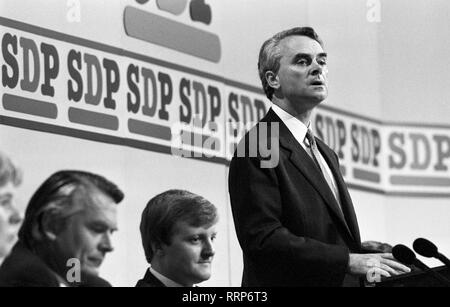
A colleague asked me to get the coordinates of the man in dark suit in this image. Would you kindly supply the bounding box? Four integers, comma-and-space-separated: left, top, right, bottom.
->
0, 170, 123, 287
136, 190, 218, 287
228, 27, 410, 286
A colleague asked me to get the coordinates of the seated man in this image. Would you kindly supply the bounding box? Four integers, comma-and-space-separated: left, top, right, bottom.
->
0, 170, 124, 287
136, 189, 218, 287
0, 152, 22, 267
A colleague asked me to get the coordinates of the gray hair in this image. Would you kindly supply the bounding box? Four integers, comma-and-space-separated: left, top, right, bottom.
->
19, 170, 124, 249
258, 27, 323, 100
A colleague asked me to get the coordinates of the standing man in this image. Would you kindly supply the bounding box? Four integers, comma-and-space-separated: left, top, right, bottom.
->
0, 170, 123, 287
228, 27, 410, 286
137, 189, 218, 287
0, 152, 22, 267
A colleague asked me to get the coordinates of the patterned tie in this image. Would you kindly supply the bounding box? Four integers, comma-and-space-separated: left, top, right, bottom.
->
304, 129, 342, 212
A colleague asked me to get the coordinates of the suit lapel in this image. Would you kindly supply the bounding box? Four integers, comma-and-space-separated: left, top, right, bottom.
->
289, 147, 355, 242
317, 139, 361, 245
265, 109, 355, 243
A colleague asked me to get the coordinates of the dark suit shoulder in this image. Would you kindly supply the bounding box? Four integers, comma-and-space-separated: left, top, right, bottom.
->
232, 109, 281, 162
135, 269, 166, 287
0, 242, 60, 287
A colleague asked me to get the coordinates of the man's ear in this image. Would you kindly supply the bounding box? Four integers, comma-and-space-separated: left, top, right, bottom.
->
152, 242, 165, 257
265, 71, 280, 90
39, 213, 65, 241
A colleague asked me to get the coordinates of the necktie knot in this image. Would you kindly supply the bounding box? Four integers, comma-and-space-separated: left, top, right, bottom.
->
305, 129, 316, 148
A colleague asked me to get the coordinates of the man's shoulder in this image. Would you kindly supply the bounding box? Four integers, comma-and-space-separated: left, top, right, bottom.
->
231, 109, 281, 158
0, 242, 59, 287
135, 269, 166, 287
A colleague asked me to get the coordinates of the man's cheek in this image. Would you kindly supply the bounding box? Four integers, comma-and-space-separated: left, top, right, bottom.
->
88, 234, 101, 250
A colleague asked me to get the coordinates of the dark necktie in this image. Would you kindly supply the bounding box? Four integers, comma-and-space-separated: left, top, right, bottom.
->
304, 129, 342, 211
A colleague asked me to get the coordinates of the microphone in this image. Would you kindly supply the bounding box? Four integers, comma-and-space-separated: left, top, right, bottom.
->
392, 244, 450, 287
413, 238, 450, 268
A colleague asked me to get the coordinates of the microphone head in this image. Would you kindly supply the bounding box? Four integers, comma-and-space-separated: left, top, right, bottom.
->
392, 244, 417, 265
413, 238, 438, 258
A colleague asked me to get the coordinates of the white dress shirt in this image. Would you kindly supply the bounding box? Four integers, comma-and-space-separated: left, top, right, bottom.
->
271, 104, 341, 204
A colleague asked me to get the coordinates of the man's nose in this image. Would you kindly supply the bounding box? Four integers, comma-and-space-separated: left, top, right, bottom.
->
310, 61, 323, 76
201, 239, 215, 259
99, 233, 114, 253
8, 205, 22, 225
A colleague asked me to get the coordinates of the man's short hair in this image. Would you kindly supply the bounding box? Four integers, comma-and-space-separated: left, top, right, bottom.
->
0, 152, 21, 188
140, 189, 218, 263
258, 26, 324, 100
18, 170, 124, 249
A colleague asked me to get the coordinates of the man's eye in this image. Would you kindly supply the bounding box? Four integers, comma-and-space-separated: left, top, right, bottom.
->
190, 237, 200, 243
0, 198, 11, 208
318, 59, 327, 65
297, 59, 308, 65
90, 226, 106, 233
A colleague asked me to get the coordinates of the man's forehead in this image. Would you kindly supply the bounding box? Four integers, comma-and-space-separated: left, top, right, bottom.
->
70, 187, 117, 221
84, 193, 117, 216
80, 202, 118, 229
173, 220, 217, 234
72, 186, 113, 208
280, 35, 325, 55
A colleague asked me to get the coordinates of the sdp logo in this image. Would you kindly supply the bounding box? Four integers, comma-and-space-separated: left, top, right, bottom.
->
124, 0, 221, 63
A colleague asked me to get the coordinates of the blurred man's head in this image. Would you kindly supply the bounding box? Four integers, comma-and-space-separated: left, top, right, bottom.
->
0, 152, 22, 263
140, 190, 218, 286
19, 170, 123, 277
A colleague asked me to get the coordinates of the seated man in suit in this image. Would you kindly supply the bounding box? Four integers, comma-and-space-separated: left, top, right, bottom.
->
136, 189, 218, 287
228, 26, 410, 286
0, 152, 22, 267
0, 170, 124, 287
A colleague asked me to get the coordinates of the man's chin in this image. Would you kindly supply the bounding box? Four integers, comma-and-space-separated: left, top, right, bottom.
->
309, 95, 327, 106
309, 87, 328, 99
81, 266, 100, 277
193, 270, 212, 283
297, 92, 327, 106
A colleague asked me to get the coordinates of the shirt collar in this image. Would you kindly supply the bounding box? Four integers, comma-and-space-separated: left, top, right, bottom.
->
271, 104, 310, 146
149, 266, 186, 287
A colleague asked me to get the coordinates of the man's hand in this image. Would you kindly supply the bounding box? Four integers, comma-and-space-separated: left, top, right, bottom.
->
348, 253, 411, 279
